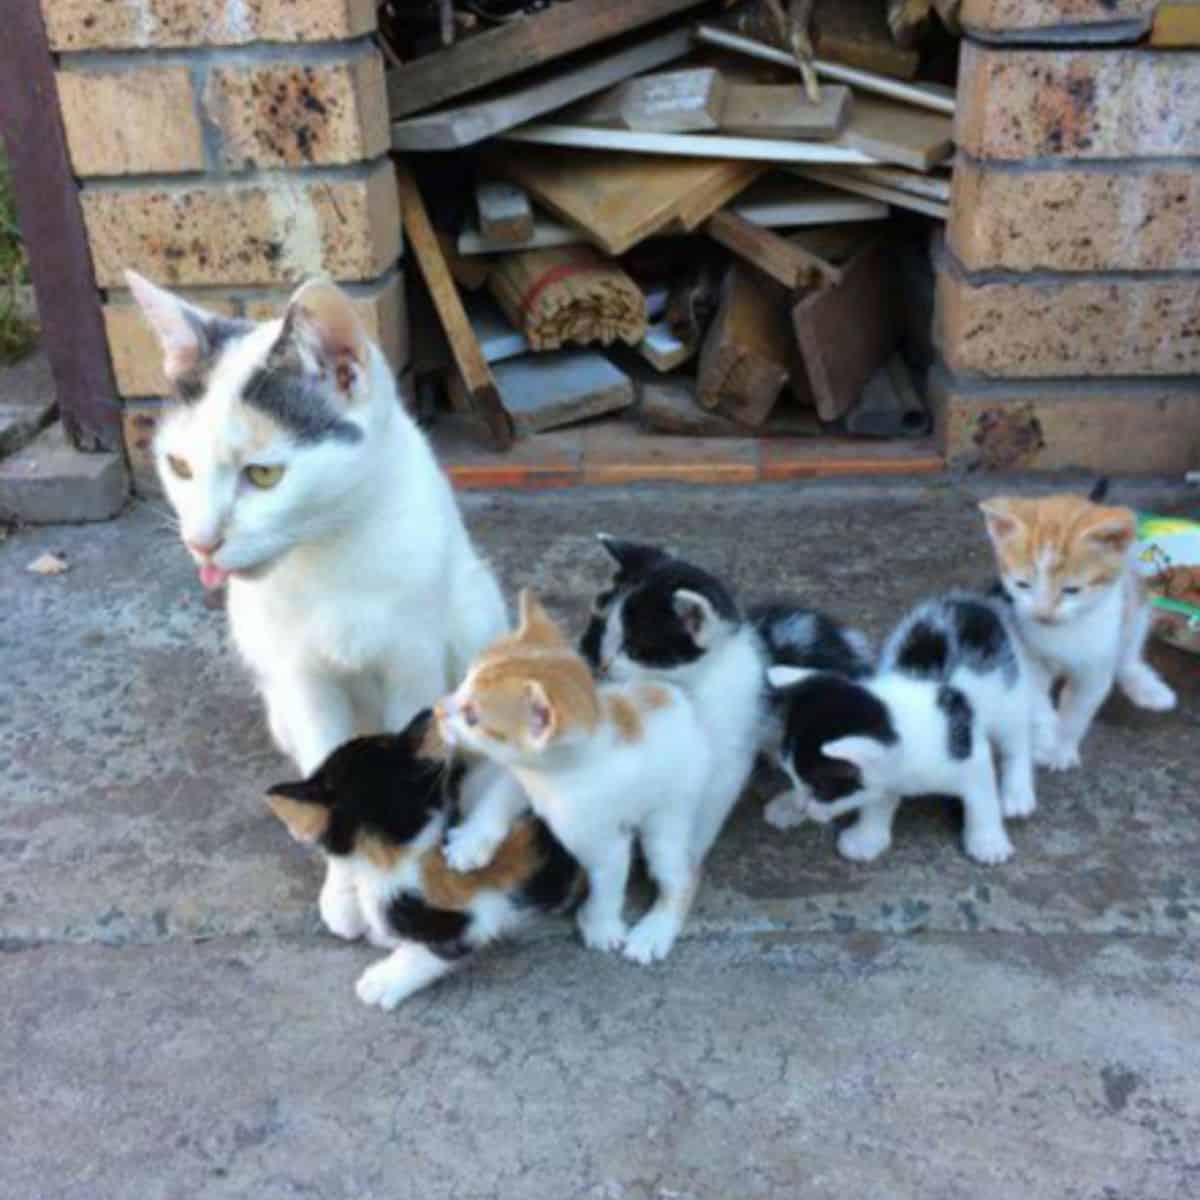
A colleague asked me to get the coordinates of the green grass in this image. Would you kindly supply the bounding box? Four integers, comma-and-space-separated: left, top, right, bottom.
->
0, 139, 38, 365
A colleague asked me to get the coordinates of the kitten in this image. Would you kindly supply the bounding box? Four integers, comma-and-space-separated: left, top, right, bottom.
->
266, 709, 583, 1011
437, 590, 713, 965
981, 492, 1176, 770
579, 536, 870, 848
768, 592, 1037, 865
129, 273, 509, 929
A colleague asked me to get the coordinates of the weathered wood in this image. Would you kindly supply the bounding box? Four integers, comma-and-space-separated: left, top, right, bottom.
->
705, 209, 841, 290
395, 162, 512, 449
697, 265, 795, 426
719, 82, 851, 140
388, 0, 707, 118
493, 352, 633, 437
887, 0, 933, 48
390, 28, 691, 150
814, 0, 920, 80
1152, 4, 1200, 46
845, 164, 951, 202
436, 233, 494, 291
638, 322, 697, 373
476, 182, 534, 244
838, 95, 954, 172
792, 241, 897, 422
791, 166, 950, 219
570, 68, 728, 133
0, 0, 120, 452
642, 377, 822, 436
491, 146, 765, 255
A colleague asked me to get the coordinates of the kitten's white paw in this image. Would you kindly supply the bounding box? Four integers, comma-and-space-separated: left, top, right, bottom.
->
763, 793, 806, 830
355, 960, 417, 1011
623, 909, 682, 965
1120, 669, 1177, 712
964, 827, 1014, 866
577, 910, 627, 953
443, 822, 504, 873
1037, 742, 1082, 772
1001, 786, 1037, 820
837, 825, 891, 863
319, 883, 366, 941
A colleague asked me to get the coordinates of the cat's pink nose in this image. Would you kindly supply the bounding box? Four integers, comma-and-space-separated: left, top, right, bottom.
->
187, 536, 223, 559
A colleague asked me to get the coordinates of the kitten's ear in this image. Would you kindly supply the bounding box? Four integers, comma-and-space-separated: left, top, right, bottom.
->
1083, 507, 1136, 554
767, 665, 813, 691
672, 588, 721, 647
517, 589, 568, 648
821, 736, 888, 771
125, 270, 213, 383
979, 498, 1023, 546
597, 534, 667, 576
265, 783, 330, 844
523, 680, 557, 749
270, 278, 368, 395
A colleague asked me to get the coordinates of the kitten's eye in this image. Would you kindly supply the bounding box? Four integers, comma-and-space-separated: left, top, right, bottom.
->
1062, 586, 1082, 596
244, 464, 285, 489
167, 454, 193, 480
461, 702, 480, 728
1013, 580, 1032, 590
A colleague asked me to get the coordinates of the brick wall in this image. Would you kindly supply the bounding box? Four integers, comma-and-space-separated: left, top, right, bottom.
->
935, 1, 1200, 474
40, 0, 406, 490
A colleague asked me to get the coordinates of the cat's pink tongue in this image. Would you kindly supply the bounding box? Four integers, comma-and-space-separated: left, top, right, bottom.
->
199, 563, 231, 590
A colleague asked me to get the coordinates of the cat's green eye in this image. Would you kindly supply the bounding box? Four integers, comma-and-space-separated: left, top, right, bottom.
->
244, 463, 285, 490
166, 454, 193, 481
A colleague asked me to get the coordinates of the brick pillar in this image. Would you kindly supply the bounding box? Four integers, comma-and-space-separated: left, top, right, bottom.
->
40, 0, 406, 491
933, 0, 1200, 474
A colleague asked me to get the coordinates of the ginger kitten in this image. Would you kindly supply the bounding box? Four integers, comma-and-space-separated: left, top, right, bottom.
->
981, 492, 1176, 770
437, 590, 713, 965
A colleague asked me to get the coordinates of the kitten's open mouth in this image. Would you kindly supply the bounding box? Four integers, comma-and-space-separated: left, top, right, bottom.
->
199, 563, 231, 590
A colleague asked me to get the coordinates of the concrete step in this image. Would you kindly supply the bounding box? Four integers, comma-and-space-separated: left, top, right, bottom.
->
0, 419, 127, 523
0, 346, 57, 458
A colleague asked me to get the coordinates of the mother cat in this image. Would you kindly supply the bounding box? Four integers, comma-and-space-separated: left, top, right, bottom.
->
129, 271, 508, 781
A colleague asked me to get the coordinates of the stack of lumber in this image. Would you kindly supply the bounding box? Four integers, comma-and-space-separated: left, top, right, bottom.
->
386, 0, 961, 449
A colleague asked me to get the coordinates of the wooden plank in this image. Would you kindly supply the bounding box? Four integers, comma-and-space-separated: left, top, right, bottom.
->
489, 146, 766, 255
719, 82, 851, 140
705, 210, 841, 290
694, 25, 957, 116
493, 352, 633, 436
837, 95, 954, 171
476, 182, 533, 244
395, 162, 512, 449
0, 0, 121, 452
387, 0, 706, 118
642, 379, 822, 437
790, 166, 950, 219
888, 0, 934, 48
673, 160, 766, 230
1152, 4, 1200, 46
846, 164, 951, 202
814, 0, 920, 80
569, 67, 728, 133
390, 28, 691, 150
502, 124, 878, 165
637, 322, 696, 372
792, 241, 897, 422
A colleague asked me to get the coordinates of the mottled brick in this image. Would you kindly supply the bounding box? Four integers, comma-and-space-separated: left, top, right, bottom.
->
957, 44, 1200, 161
82, 162, 400, 288
56, 66, 203, 176
203, 52, 388, 170
961, 0, 1157, 36
41, 0, 376, 52
937, 266, 1200, 377
950, 160, 1200, 271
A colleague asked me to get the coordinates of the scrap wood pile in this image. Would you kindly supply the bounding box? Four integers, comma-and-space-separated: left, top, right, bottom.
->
382, 0, 961, 450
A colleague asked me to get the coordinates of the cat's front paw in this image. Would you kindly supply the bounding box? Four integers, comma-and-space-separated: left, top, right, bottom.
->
763, 792, 806, 830
443, 822, 504, 873
577, 909, 627, 953
837, 825, 891, 863
623, 910, 682, 965
1001, 785, 1037, 820
319, 882, 366, 941
1037, 741, 1081, 772
356, 960, 415, 1011
1120, 669, 1177, 712
964, 827, 1014, 866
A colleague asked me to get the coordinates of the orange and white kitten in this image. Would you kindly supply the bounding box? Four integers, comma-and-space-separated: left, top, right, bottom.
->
981, 493, 1176, 770
435, 590, 713, 965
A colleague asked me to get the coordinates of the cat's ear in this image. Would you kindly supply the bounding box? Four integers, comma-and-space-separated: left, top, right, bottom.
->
1083, 507, 1136, 554
767, 665, 814, 691
821, 736, 888, 771
597, 534, 667, 576
979, 498, 1023, 546
517, 589, 568, 648
523, 679, 557, 749
672, 588, 721, 647
270, 278, 368, 396
125, 270, 219, 383
265, 782, 330, 844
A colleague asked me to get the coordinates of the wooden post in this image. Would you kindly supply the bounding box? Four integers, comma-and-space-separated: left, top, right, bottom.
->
0, 0, 122, 453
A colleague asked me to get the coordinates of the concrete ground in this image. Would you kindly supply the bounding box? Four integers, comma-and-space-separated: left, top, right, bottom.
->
2, 480, 1197, 1199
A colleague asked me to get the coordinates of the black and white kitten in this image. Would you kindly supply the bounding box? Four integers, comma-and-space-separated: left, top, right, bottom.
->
266, 709, 583, 1010
767, 593, 1037, 866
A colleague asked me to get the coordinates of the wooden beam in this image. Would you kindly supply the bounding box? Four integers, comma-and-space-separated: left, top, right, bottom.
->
475, 182, 534, 244
814, 0, 921, 80
705, 210, 841, 290
395, 162, 512, 450
838, 95, 954, 172
570, 67, 728, 133
789, 166, 950, 219
387, 0, 707, 119
1151, 4, 1200, 46
0, 0, 121, 452
719, 83, 851, 140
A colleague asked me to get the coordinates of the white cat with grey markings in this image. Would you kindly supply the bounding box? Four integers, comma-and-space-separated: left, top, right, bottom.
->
767, 593, 1038, 865
129, 272, 509, 930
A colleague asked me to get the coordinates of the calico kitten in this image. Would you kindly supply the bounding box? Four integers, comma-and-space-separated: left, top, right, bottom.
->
266, 709, 582, 1011
130, 273, 509, 931
437, 590, 713, 965
579, 536, 870, 850
981, 491, 1176, 770
768, 593, 1037, 865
